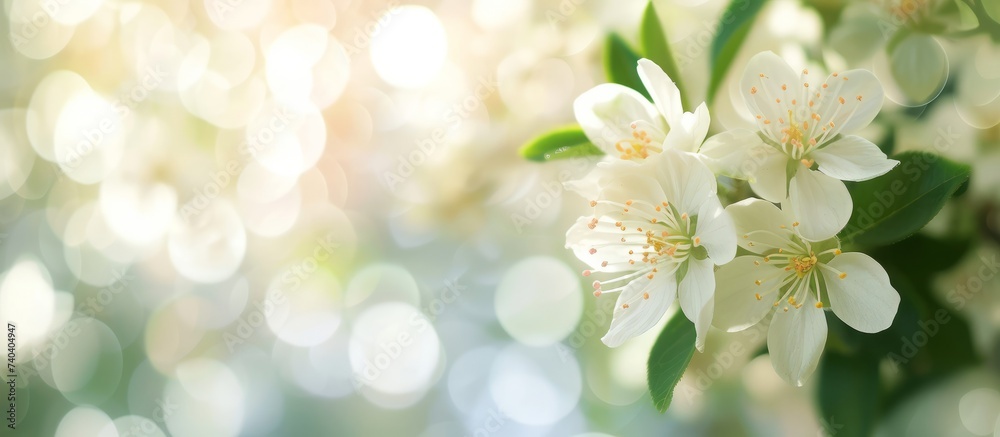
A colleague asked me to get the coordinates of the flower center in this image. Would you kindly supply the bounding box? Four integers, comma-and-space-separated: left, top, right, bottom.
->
585, 198, 700, 299
743, 227, 846, 311
614, 122, 664, 161
790, 252, 818, 278
750, 70, 869, 161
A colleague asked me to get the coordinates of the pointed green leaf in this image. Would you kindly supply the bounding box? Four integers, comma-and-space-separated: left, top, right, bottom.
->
838, 152, 971, 247
520, 125, 604, 162
647, 312, 697, 412
604, 33, 650, 99
640, 2, 688, 109
706, 0, 769, 104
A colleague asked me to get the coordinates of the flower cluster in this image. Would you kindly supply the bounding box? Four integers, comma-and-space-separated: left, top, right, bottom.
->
566, 52, 901, 385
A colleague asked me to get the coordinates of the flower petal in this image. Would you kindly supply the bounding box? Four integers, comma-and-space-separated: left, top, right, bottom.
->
602, 273, 676, 347
679, 257, 716, 351
574, 83, 665, 154
713, 256, 782, 332
740, 51, 803, 142
637, 58, 683, 124
788, 167, 852, 241
813, 135, 899, 182
688, 102, 711, 147
767, 295, 828, 386
813, 69, 884, 137
652, 149, 718, 216
594, 173, 667, 219
695, 199, 736, 264
699, 128, 773, 180
725, 198, 795, 253
747, 147, 789, 203
565, 159, 644, 200
822, 252, 900, 333
565, 216, 638, 273
664, 102, 712, 153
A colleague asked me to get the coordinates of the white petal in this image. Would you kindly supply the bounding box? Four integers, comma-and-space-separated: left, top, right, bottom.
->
740, 51, 803, 142
813, 135, 899, 182
725, 198, 795, 253
823, 252, 900, 333
713, 256, 781, 332
712, 256, 787, 332
602, 273, 676, 347
688, 102, 711, 147
565, 159, 643, 200
678, 257, 716, 351
695, 199, 736, 264
637, 58, 683, 124
788, 167, 852, 241
664, 103, 712, 153
574, 83, 664, 154
699, 128, 772, 179
767, 295, 828, 386
594, 173, 666, 218
747, 148, 790, 203
652, 149, 718, 216
565, 216, 638, 273
813, 69, 884, 136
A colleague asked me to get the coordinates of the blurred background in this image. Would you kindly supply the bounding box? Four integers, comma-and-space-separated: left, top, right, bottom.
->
1, 0, 1000, 435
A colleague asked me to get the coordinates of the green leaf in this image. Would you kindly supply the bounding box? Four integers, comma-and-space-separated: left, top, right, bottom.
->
817, 350, 879, 437
706, 0, 769, 104
604, 33, 650, 99
647, 312, 697, 412
640, 2, 687, 109
838, 151, 971, 247
519, 125, 604, 162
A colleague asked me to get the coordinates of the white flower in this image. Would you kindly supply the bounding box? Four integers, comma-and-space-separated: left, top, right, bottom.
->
574, 59, 710, 161
704, 51, 898, 241
565, 149, 736, 350
713, 198, 900, 385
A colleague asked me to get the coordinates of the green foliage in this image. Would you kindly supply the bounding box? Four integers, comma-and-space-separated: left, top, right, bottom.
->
640, 2, 687, 109
866, 234, 980, 414
706, 0, 770, 104
838, 152, 971, 247
817, 351, 880, 437
604, 34, 649, 100
519, 125, 604, 161
647, 312, 697, 412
